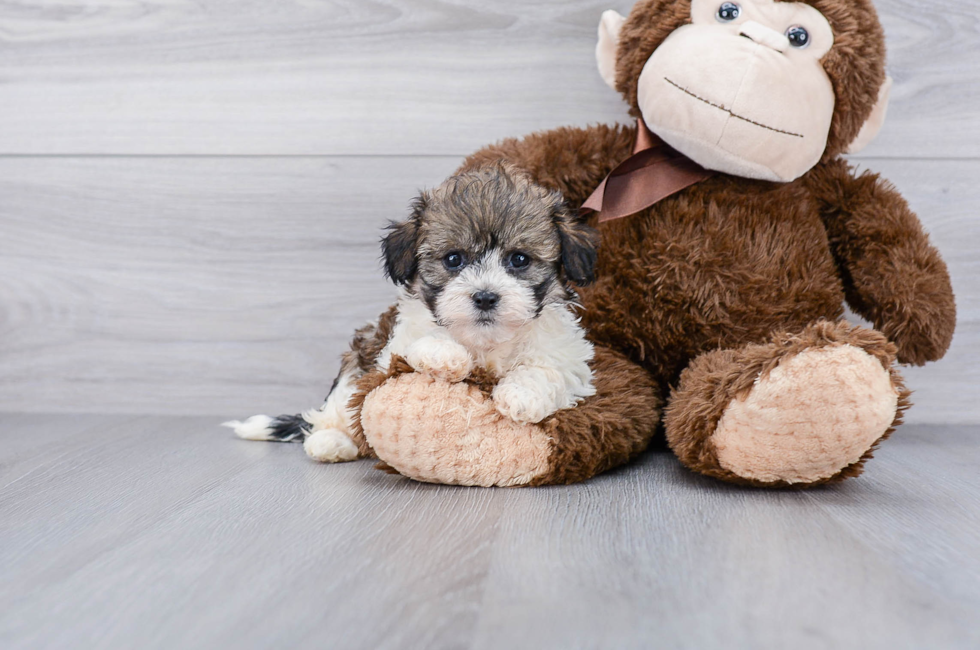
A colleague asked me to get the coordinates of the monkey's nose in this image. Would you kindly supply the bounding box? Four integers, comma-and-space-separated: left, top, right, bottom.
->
472, 291, 499, 312
738, 21, 789, 53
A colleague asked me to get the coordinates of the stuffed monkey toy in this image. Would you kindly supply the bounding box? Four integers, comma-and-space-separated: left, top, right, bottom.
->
354, 0, 956, 487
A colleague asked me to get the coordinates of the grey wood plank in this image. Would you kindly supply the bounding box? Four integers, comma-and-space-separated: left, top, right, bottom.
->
0, 413, 127, 485
0, 416, 507, 650
808, 426, 980, 607
0, 0, 975, 158
0, 415, 274, 614
471, 433, 980, 650
0, 156, 976, 421
0, 418, 977, 649
0, 155, 460, 416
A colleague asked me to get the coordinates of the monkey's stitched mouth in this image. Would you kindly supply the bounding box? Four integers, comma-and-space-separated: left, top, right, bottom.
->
663, 77, 804, 139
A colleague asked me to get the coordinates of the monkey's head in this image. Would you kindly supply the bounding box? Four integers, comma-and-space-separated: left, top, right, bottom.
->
596, 0, 891, 182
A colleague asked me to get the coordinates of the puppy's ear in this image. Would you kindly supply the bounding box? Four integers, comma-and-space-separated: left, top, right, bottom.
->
554, 203, 599, 286
382, 195, 425, 285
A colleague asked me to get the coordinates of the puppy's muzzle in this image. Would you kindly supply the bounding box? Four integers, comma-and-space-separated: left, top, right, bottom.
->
472, 290, 499, 312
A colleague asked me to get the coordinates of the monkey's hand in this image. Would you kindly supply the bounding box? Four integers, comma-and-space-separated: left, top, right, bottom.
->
405, 336, 474, 383
810, 162, 956, 365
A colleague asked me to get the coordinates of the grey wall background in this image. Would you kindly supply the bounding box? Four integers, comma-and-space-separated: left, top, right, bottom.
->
0, 0, 976, 422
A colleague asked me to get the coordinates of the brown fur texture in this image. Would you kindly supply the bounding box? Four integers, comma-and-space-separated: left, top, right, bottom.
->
447, 0, 954, 487
357, 0, 954, 488
806, 159, 957, 364
336, 305, 399, 457
463, 124, 635, 212
459, 132, 954, 381
530, 346, 661, 485
455, 116, 953, 486
344, 305, 399, 376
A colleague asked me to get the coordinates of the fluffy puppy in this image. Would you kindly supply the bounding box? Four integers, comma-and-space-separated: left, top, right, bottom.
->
224, 165, 599, 463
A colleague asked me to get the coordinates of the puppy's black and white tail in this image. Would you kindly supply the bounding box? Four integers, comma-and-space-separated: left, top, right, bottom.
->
223, 317, 389, 450
222, 414, 310, 443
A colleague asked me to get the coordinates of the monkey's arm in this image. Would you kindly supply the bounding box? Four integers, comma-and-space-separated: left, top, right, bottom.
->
458, 123, 635, 206
807, 160, 956, 365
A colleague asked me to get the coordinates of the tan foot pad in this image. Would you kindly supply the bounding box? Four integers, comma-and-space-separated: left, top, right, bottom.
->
360, 372, 553, 487
712, 344, 899, 484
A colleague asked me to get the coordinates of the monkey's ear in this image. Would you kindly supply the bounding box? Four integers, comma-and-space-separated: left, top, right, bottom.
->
596, 10, 626, 91
846, 76, 893, 154
555, 205, 600, 286
381, 197, 424, 285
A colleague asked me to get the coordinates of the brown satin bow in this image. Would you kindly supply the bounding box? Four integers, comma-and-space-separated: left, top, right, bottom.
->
582, 118, 715, 222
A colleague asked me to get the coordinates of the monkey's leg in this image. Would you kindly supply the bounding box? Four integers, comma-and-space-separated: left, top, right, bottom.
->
355, 346, 661, 487
664, 320, 910, 487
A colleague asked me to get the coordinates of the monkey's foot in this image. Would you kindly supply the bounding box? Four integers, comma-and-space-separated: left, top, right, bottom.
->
354, 349, 660, 487
665, 321, 909, 487
360, 372, 553, 487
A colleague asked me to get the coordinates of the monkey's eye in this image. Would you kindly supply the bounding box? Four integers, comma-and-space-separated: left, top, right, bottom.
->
716, 2, 740, 21
786, 25, 810, 48
507, 252, 530, 270
443, 252, 465, 270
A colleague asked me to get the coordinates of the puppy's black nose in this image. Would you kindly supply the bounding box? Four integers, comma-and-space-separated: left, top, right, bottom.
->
472, 290, 499, 312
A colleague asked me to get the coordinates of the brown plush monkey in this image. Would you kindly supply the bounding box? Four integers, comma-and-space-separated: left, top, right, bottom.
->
356, 0, 956, 487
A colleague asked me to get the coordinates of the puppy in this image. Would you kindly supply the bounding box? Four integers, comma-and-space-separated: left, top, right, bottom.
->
224, 164, 599, 463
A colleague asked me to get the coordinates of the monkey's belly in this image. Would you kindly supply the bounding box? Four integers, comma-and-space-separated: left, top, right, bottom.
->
580, 202, 845, 378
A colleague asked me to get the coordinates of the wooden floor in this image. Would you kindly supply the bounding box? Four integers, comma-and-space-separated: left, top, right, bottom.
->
1, 414, 977, 649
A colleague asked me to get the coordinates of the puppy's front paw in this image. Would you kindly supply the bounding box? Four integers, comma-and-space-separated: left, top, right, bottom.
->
492, 382, 555, 424
304, 428, 359, 463
406, 337, 474, 383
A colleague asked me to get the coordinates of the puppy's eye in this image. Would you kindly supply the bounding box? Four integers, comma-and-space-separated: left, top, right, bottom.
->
507, 252, 530, 270
443, 252, 465, 270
